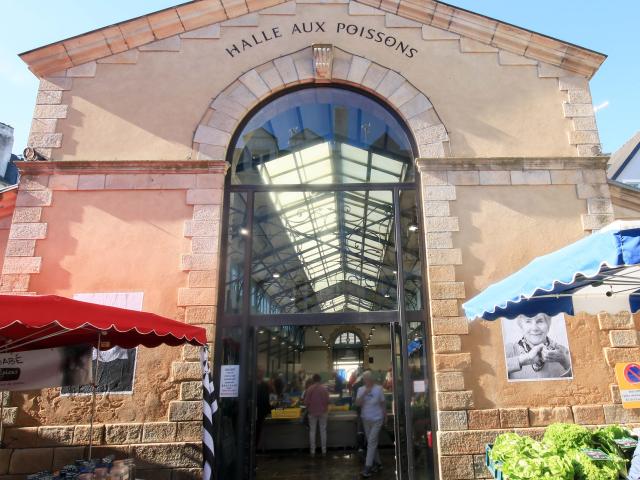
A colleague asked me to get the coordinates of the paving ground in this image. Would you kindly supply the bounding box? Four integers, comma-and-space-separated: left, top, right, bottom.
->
256, 449, 397, 480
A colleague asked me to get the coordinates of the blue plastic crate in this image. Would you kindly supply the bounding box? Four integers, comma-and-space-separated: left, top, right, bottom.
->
485, 444, 505, 480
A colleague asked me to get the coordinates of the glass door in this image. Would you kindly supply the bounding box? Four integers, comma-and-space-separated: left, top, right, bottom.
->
214, 184, 435, 480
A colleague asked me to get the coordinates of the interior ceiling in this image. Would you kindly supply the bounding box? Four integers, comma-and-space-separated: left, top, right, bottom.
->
251, 140, 415, 313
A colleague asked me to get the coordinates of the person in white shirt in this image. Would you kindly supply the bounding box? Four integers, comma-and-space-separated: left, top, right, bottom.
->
356, 370, 386, 477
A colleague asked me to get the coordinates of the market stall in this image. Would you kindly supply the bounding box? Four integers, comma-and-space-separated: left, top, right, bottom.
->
463, 221, 640, 479
463, 221, 640, 321
0, 294, 209, 479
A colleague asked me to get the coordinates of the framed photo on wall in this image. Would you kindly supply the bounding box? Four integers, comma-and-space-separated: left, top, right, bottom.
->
501, 313, 574, 382
61, 292, 142, 395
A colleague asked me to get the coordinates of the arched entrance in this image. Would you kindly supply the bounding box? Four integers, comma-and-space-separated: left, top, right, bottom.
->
215, 84, 434, 480
332, 329, 364, 379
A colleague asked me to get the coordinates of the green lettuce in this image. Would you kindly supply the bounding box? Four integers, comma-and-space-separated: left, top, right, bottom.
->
543, 423, 592, 453
490, 424, 633, 480
490, 432, 574, 479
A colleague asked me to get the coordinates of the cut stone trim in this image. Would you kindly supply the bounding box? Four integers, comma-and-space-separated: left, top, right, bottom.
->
20, 0, 605, 78
418, 159, 476, 479
416, 158, 612, 232
0, 438, 202, 475
529, 62, 602, 156
416, 156, 608, 171
25, 4, 603, 159
175, 166, 224, 414
1, 175, 53, 293
195, 47, 449, 162
3, 162, 225, 462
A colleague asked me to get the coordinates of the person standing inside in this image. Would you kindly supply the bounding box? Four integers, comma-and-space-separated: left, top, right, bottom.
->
255, 367, 272, 449
356, 370, 386, 477
332, 370, 345, 398
303, 373, 330, 456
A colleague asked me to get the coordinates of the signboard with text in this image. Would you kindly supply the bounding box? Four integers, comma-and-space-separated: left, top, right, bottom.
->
220, 365, 240, 398
0, 346, 92, 391
615, 362, 640, 409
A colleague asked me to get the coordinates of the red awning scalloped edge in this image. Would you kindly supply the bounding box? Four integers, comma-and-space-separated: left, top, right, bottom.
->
0, 295, 208, 351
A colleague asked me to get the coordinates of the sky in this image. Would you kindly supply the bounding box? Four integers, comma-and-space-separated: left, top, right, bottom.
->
1, 1, 638, 155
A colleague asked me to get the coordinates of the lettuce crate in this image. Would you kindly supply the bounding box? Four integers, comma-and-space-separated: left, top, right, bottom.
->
485, 444, 505, 480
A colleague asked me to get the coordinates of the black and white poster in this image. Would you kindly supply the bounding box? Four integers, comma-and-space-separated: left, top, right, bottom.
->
0, 345, 92, 391
62, 292, 142, 395
502, 313, 573, 382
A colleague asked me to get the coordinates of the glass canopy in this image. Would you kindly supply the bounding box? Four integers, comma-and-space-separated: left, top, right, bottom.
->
229, 87, 415, 185
225, 87, 421, 314
251, 189, 400, 313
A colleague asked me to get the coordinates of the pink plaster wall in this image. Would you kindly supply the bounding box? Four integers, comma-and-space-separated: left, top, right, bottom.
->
22, 189, 192, 425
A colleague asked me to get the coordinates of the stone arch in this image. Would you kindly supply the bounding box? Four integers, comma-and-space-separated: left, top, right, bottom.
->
328, 325, 368, 347
326, 325, 369, 371
192, 46, 449, 162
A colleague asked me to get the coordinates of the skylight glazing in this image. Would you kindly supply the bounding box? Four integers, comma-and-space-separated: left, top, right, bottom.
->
230, 87, 414, 185
230, 87, 417, 313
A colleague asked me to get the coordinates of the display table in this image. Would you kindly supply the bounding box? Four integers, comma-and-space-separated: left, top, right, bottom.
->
259, 411, 395, 451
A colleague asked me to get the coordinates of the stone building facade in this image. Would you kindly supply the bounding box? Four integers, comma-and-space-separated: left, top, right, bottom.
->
1, 0, 633, 479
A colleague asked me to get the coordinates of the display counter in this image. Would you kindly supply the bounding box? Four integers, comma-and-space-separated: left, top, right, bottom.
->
259, 411, 395, 451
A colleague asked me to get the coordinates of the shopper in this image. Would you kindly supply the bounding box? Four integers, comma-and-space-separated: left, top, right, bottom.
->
303, 373, 330, 456
255, 366, 272, 448
356, 370, 385, 477
332, 370, 345, 398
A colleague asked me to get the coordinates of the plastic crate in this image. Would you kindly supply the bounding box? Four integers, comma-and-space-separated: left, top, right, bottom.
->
329, 404, 349, 412
485, 444, 505, 480
271, 407, 302, 419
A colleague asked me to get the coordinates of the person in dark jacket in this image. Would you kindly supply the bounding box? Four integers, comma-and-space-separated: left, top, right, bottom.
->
255, 367, 272, 448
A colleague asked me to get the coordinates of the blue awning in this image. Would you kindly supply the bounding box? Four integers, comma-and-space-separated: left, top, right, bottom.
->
463, 221, 640, 320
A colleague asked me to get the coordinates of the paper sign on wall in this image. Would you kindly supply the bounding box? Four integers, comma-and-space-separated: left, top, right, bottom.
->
0, 346, 92, 391
413, 380, 426, 393
220, 365, 240, 398
615, 362, 640, 409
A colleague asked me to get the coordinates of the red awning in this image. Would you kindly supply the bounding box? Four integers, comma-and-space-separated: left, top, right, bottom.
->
0, 295, 207, 351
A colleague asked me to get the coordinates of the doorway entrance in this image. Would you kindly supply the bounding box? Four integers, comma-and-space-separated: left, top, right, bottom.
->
254, 323, 394, 480
214, 86, 435, 480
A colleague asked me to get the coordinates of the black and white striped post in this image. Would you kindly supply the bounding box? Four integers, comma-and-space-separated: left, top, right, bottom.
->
201, 346, 218, 480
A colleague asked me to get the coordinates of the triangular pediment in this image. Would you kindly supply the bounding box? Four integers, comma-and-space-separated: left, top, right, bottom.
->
20, 0, 605, 78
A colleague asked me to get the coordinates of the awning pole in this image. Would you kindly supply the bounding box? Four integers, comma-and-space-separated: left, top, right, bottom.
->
88, 332, 102, 460
0, 391, 5, 448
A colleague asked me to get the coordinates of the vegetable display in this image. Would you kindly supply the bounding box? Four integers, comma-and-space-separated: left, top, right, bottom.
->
488, 423, 634, 480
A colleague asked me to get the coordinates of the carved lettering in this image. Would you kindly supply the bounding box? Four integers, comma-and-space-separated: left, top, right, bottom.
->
224, 22, 417, 59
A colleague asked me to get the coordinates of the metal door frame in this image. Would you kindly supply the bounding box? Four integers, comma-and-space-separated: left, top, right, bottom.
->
213, 180, 438, 480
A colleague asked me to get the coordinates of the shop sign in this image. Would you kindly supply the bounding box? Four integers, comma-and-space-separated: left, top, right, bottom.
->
614, 437, 638, 449
0, 345, 92, 391
615, 362, 640, 409
220, 365, 240, 398
581, 449, 610, 461
225, 21, 418, 59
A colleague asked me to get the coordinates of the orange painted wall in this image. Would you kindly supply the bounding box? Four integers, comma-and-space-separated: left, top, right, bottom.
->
22, 189, 192, 425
